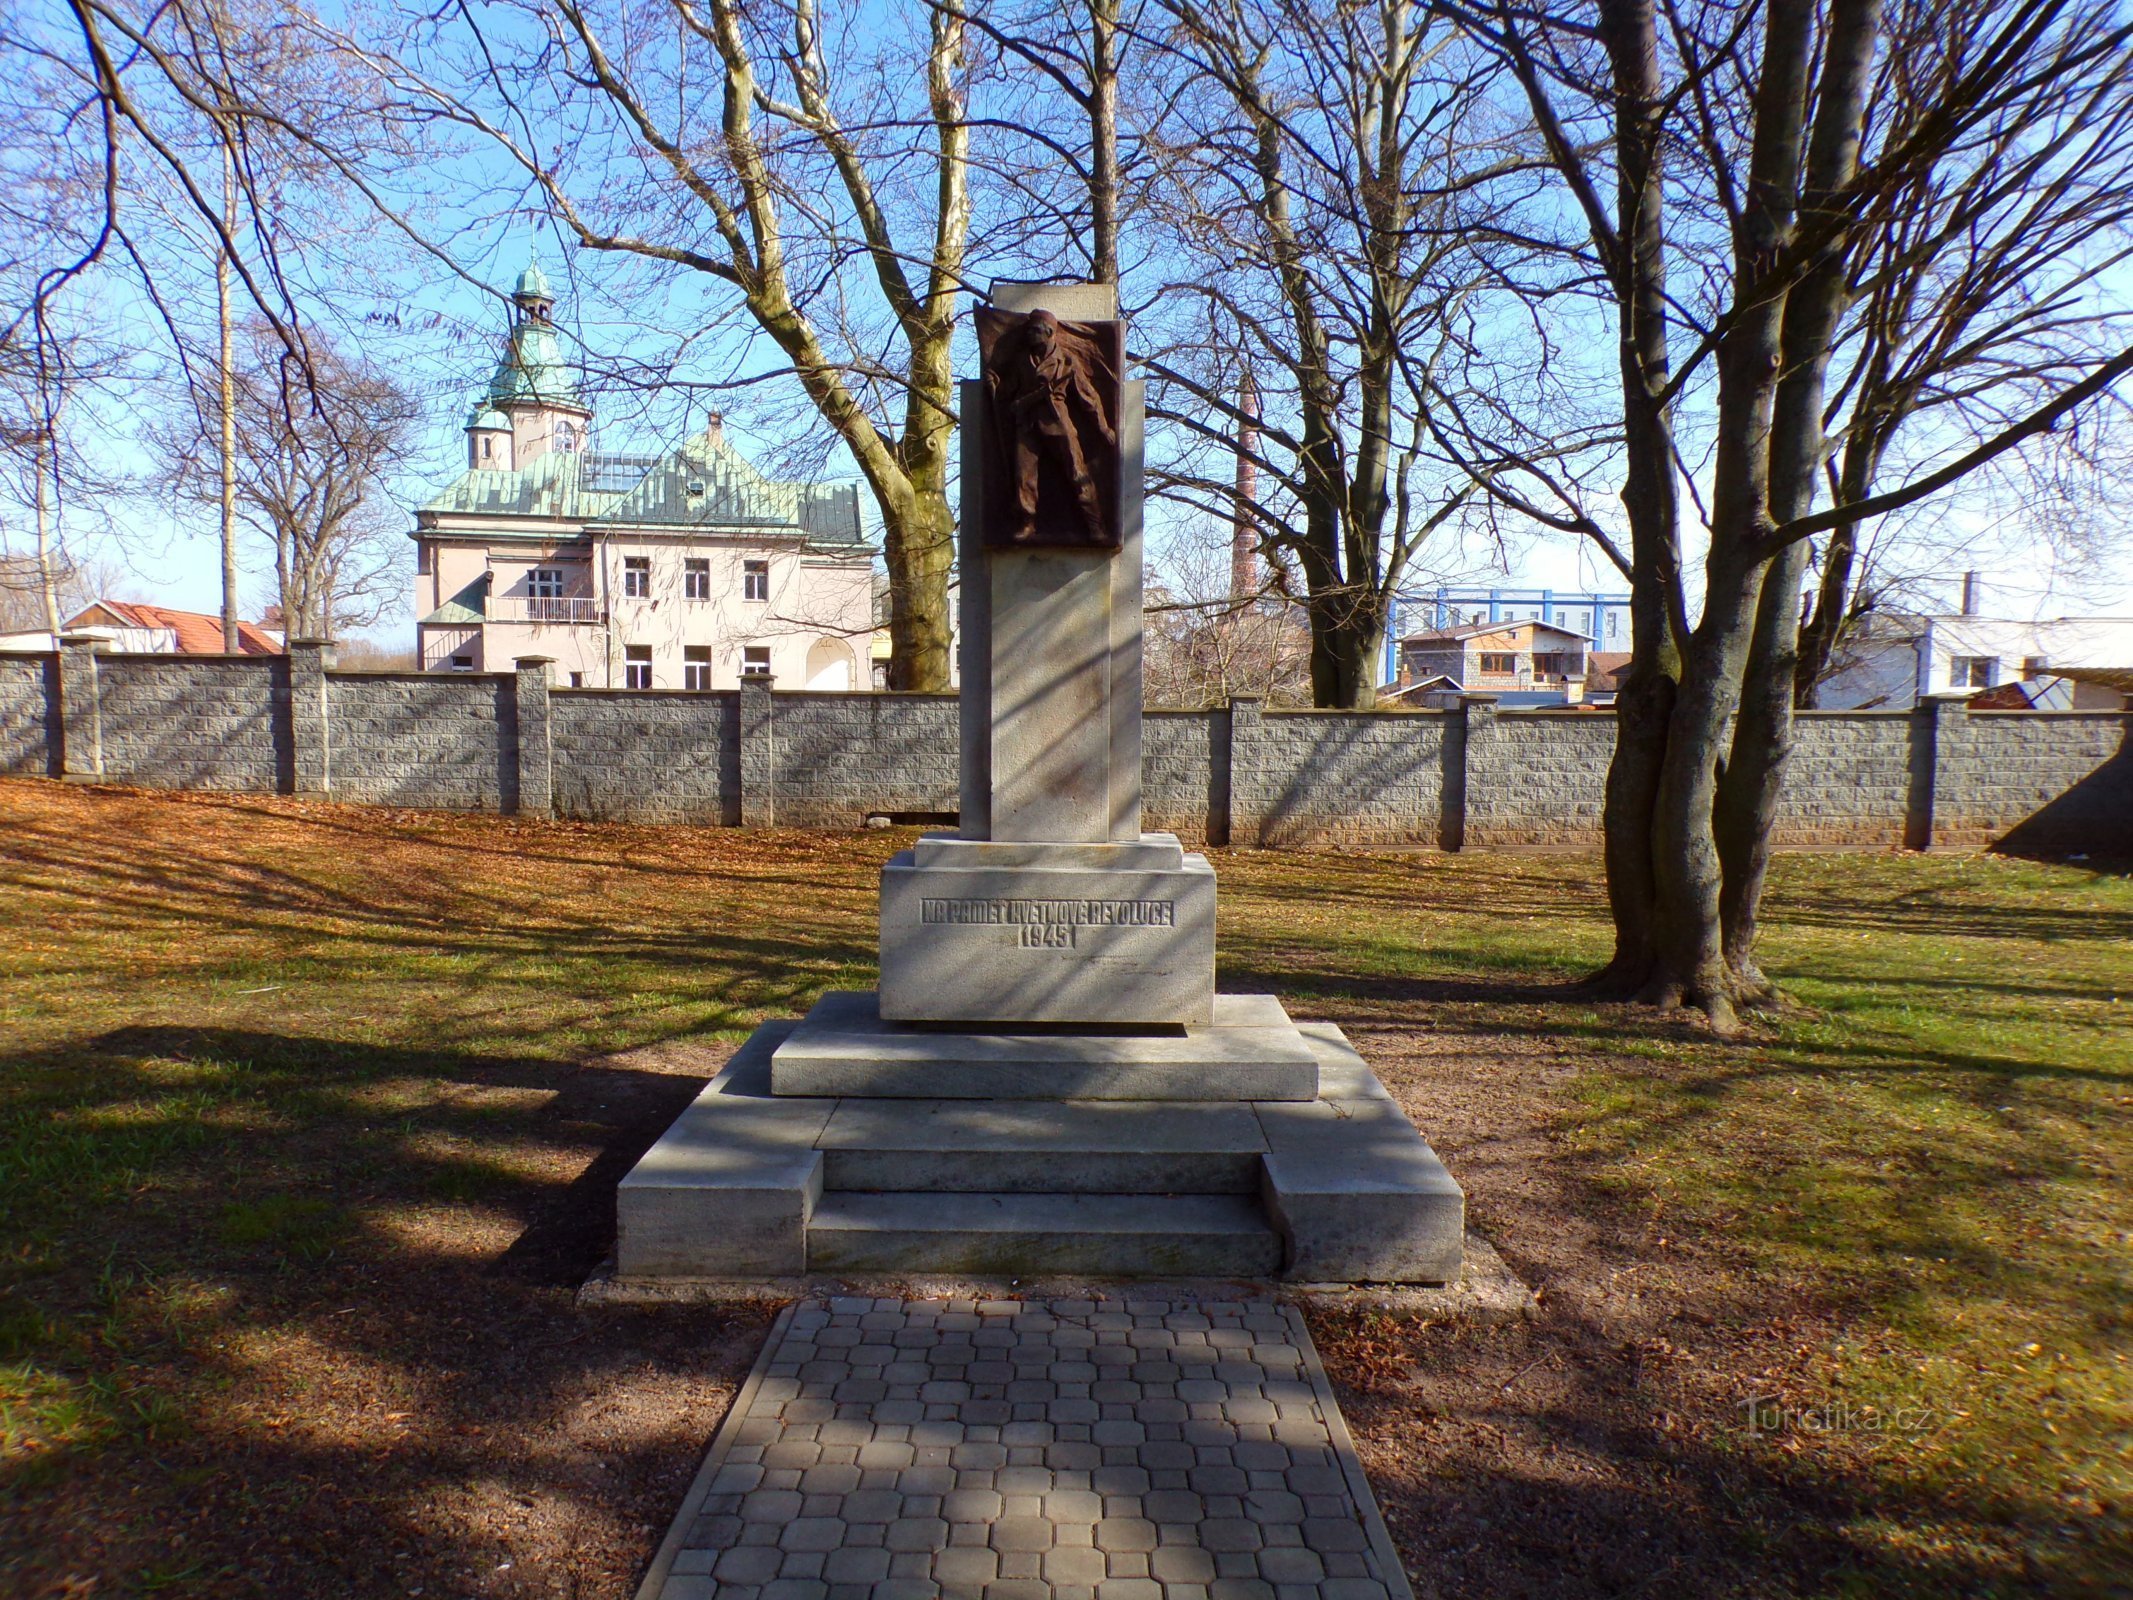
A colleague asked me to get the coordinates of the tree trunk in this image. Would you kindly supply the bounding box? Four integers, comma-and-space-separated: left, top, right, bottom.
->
881, 467, 956, 692
1647, 553, 1766, 1028
219, 141, 241, 654
1714, 0, 1886, 991
1714, 536, 1807, 991
34, 427, 61, 637
1086, 0, 1119, 285
1588, 0, 1685, 995
1793, 431, 1883, 705
1304, 583, 1387, 710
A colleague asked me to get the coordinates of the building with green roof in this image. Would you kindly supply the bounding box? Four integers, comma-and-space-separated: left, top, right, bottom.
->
413, 263, 876, 692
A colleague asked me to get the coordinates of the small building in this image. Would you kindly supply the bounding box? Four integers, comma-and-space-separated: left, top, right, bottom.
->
1817, 609, 2133, 711
0, 600, 282, 656
1392, 584, 1632, 659
412, 261, 876, 690
1390, 618, 1593, 706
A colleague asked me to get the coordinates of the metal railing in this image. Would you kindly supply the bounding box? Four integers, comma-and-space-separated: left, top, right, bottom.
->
489, 595, 605, 625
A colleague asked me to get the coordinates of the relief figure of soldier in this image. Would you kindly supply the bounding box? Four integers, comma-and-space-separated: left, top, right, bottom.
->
976, 307, 1124, 550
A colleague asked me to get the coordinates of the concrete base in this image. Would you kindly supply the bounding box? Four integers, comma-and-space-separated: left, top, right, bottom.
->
877, 844, 1216, 1027
616, 1012, 1465, 1284
809, 1192, 1283, 1277
770, 990, 1318, 1101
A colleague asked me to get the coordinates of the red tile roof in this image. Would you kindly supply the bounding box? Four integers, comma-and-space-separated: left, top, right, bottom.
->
68, 601, 282, 656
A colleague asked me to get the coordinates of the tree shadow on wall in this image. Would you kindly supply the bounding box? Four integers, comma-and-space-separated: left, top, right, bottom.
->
1992, 720, 2133, 870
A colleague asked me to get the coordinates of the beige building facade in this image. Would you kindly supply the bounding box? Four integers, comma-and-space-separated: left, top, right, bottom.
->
1387, 618, 1594, 706
414, 262, 874, 690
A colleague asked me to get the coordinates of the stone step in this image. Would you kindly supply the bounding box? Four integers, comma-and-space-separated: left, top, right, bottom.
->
769, 990, 1319, 1101
806, 1191, 1284, 1277
817, 1099, 1266, 1194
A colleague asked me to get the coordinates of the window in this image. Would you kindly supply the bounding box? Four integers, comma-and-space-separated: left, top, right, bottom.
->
684, 646, 713, 691
743, 559, 770, 602
555, 422, 579, 453
2023, 655, 2050, 679
1479, 652, 1517, 675
685, 558, 711, 600
625, 645, 653, 689
742, 646, 772, 677
528, 567, 563, 600
1952, 654, 1998, 689
568, 671, 584, 688
480, 434, 495, 461
450, 653, 474, 671
416, 542, 432, 575
623, 556, 651, 598
1607, 611, 1621, 639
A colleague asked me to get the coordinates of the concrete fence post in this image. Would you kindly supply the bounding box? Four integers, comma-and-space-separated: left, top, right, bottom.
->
1449, 694, 1501, 851
1224, 696, 1263, 847
285, 638, 334, 798
513, 656, 556, 819
56, 633, 103, 782
1907, 690, 1974, 850
739, 673, 776, 827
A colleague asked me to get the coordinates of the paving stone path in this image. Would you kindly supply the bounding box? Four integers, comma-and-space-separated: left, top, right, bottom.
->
637, 1297, 1412, 1600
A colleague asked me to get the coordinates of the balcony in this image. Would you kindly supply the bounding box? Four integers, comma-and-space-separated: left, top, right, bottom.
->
489, 596, 605, 625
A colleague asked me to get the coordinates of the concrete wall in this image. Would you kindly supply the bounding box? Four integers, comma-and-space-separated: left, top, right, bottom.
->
96, 655, 286, 791
327, 673, 519, 811
3, 641, 2126, 857
0, 653, 57, 778
1773, 714, 1916, 846
552, 689, 735, 823
1237, 704, 1450, 848
769, 692, 960, 827
1144, 709, 1224, 844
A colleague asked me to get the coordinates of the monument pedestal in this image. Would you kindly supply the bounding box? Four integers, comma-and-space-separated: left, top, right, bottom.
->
614, 280, 1464, 1285
772, 991, 1317, 1100
618, 1017, 1464, 1282
878, 832, 1216, 1027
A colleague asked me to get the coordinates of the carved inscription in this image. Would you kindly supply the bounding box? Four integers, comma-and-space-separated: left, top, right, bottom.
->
922, 897, 1175, 951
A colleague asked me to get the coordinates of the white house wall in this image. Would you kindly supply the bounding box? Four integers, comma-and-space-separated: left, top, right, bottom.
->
597, 537, 871, 690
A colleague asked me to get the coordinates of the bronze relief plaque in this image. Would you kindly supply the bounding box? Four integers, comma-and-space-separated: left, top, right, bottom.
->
976, 306, 1125, 551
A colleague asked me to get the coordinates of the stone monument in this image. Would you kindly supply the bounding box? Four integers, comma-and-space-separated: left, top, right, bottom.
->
616, 283, 1465, 1282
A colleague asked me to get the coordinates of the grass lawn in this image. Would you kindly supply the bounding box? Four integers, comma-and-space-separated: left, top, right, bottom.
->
0, 776, 2126, 1599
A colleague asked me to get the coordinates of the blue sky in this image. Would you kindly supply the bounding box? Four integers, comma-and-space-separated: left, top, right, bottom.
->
14, 0, 2133, 641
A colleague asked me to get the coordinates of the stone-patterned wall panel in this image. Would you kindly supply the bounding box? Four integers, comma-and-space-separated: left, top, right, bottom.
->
551, 691, 735, 823
1943, 712, 2131, 851
98, 655, 284, 791
1244, 711, 1447, 847
327, 673, 514, 811
1773, 713, 1914, 846
1466, 712, 1612, 846
772, 693, 960, 826
1142, 710, 1219, 844
0, 654, 57, 777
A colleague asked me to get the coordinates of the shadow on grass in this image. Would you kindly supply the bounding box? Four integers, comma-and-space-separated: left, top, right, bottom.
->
0, 1022, 778, 1599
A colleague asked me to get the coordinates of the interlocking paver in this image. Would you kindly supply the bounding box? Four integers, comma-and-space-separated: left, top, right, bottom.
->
636, 1299, 1412, 1600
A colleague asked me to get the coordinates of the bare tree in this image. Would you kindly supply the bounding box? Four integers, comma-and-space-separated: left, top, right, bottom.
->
1793, 0, 2133, 703
307, 0, 974, 689
158, 325, 416, 638
1447, 0, 2133, 1025
962, 0, 1152, 288
1136, 0, 1512, 707
1144, 529, 1312, 706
